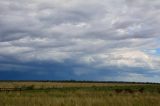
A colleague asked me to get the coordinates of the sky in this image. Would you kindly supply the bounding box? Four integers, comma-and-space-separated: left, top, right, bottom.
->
0, 0, 160, 82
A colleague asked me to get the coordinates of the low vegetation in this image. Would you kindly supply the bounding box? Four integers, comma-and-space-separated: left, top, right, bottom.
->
0, 81, 160, 106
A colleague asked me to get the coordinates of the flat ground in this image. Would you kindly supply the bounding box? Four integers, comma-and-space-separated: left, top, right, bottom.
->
0, 81, 160, 106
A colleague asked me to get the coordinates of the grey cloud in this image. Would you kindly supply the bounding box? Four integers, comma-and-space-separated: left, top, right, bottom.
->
36, 0, 107, 25
0, 0, 160, 80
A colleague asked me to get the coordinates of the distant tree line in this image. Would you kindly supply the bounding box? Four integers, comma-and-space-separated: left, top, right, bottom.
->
0, 80, 159, 84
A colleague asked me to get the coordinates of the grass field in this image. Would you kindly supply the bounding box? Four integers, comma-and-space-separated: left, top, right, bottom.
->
0, 81, 160, 106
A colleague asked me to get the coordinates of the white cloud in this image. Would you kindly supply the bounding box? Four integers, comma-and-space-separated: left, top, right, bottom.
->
78, 48, 160, 72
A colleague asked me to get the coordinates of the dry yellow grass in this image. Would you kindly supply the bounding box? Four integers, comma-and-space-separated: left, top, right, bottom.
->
0, 82, 160, 106
0, 82, 144, 88
0, 90, 160, 106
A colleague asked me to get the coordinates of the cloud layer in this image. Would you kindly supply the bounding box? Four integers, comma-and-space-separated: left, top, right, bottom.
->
0, 0, 160, 82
